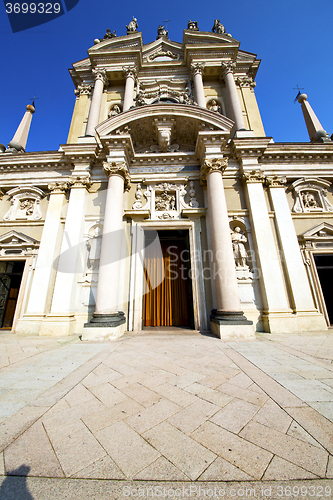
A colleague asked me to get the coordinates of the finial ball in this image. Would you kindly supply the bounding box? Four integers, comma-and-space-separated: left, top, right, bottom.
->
298, 93, 307, 103
26, 104, 35, 113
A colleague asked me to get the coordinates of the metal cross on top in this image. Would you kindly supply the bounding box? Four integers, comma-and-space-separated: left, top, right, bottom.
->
293, 85, 304, 103
163, 19, 170, 30
29, 95, 39, 108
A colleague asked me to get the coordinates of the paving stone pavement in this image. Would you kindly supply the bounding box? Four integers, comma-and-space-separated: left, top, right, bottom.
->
1, 329, 333, 499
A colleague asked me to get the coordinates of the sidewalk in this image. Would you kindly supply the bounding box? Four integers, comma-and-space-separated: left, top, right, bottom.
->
0, 329, 333, 499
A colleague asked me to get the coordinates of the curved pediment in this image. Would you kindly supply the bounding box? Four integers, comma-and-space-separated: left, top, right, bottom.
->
96, 104, 234, 153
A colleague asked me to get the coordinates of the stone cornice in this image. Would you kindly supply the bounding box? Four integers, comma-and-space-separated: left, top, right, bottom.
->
200, 157, 228, 187
103, 161, 131, 191
231, 138, 271, 160
259, 143, 333, 164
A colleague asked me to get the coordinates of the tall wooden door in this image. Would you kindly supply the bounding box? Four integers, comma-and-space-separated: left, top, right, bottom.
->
0, 261, 25, 329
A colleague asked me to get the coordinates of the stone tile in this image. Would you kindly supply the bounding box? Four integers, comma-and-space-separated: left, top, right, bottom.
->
4, 421, 64, 477
216, 382, 268, 407
82, 398, 144, 434
42, 398, 105, 432
198, 457, 254, 481
252, 399, 292, 433
111, 372, 151, 391
71, 455, 126, 479
0, 405, 48, 452
184, 383, 234, 407
326, 456, 333, 478
167, 399, 220, 434
286, 406, 333, 455
143, 421, 216, 481
228, 372, 254, 388
0, 452, 4, 476
81, 368, 122, 389
309, 401, 333, 421
196, 372, 229, 389
134, 456, 189, 481
120, 383, 161, 408
46, 420, 106, 477
89, 383, 127, 407
96, 420, 160, 479
287, 421, 324, 449
280, 380, 333, 402
154, 383, 197, 407
173, 372, 205, 389
139, 371, 178, 390
210, 398, 259, 434
126, 399, 180, 434
239, 420, 328, 477
64, 383, 97, 407
263, 456, 318, 480
191, 420, 272, 480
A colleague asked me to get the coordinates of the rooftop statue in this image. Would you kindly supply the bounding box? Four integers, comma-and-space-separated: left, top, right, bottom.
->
212, 19, 225, 34
126, 17, 138, 34
157, 25, 168, 39
103, 28, 116, 39
187, 20, 199, 31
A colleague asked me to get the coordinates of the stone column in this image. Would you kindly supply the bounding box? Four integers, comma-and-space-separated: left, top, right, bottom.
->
266, 176, 326, 331
83, 161, 131, 340
191, 63, 206, 108
242, 170, 296, 332
222, 62, 246, 131
85, 68, 107, 137
200, 158, 253, 339
40, 177, 91, 336
15, 183, 68, 335
123, 66, 137, 111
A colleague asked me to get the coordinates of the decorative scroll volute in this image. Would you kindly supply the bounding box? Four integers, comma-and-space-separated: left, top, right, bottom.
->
200, 158, 228, 187
103, 161, 131, 192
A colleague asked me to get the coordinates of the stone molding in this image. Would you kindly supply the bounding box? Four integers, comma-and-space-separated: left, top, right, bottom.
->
74, 84, 93, 96
92, 68, 108, 85
123, 66, 137, 81
200, 158, 228, 187
3, 186, 46, 221
190, 63, 204, 77
0, 230, 39, 257
241, 170, 265, 184
265, 175, 287, 187
103, 161, 131, 191
48, 182, 69, 194
69, 176, 92, 190
147, 51, 180, 62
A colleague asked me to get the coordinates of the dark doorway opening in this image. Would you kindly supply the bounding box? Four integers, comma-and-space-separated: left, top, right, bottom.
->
0, 261, 25, 329
143, 230, 194, 328
314, 254, 333, 324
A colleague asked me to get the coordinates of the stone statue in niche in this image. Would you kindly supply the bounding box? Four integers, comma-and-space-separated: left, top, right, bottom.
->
132, 183, 143, 209
302, 191, 318, 209
87, 226, 102, 272
231, 226, 248, 268
155, 191, 176, 211
212, 19, 225, 34
108, 104, 121, 117
207, 100, 222, 114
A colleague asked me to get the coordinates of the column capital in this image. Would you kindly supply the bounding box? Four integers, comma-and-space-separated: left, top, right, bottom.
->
92, 67, 108, 86
48, 182, 69, 194
123, 66, 137, 81
241, 170, 265, 184
68, 176, 91, 190
191, 62, 204, 77
200, 157, 228, 187
74, 84, 93, 97
235, 76, 256, 89
221, 61, 236, 76
103, 161, 131, 191
265, 175, 287, 188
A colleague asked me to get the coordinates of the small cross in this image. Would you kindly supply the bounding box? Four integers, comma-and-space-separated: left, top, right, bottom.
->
163, 19, 170, 29
293, 86, 304, 103
29, 95, 39, 108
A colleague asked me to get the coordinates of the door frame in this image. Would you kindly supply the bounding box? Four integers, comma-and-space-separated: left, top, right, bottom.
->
307, 250, 333, 326
0, 257, 31, 331
128, 219, 207, 332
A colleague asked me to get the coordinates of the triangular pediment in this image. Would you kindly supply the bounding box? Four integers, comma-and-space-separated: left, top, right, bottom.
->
88, 32, 143, 54
142, 38, 183, 63
183, 29, 240, 46
0, 230, 39, 246
300, 222, 333, 239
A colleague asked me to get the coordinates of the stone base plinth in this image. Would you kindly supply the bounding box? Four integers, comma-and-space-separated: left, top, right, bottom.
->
39, 315, 76, 337
15, 316, 44, 335
81, 323, 126, 341
210, 321, 255, 340
233, 130, 255, 138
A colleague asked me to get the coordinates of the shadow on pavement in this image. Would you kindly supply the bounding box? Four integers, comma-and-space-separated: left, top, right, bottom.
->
0, 465, 34, 500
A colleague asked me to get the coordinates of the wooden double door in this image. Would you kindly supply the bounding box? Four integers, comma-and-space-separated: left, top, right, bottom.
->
143, 230, 194, 328
0, 261, 25, 329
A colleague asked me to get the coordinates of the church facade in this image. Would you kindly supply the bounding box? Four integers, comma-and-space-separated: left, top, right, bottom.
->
0, 19, 332, 339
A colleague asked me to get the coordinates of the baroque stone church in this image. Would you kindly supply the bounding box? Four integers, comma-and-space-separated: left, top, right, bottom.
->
0, 19, 332, 340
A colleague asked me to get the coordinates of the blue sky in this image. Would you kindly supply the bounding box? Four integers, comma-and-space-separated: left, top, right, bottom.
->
0, 0, 332, 152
